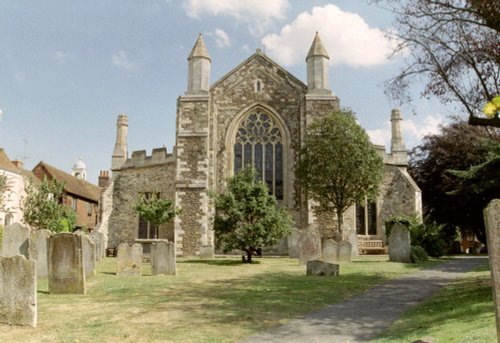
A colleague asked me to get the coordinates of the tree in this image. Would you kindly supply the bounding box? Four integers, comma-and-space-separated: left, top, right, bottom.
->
408, 118, 500, 243
375, 0, 500, 127
23, 177, 76, 232
132, 192, 180, 235
296, 109, 384, 239
212, 168, 292, 263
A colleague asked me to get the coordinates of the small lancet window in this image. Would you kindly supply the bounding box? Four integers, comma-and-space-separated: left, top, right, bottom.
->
255, 79, 262, 92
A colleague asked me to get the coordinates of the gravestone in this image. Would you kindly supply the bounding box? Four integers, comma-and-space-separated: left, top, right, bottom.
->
151, 240, 176, 275
48, 233, 86, 294
116, 243, 143, 276
287, 228, 301, 259
347, 229, 359, 257
30, 229, 51, 279
484, 199, 500, 343
2, 223, 30, 258
78, 234, 96, 279
388, 223, 411, 263
322, 239, 338, 262
338, 241, 352, 262
306, 260, 339, 276
199, 245, 214, 259
0, 255, 37, 327
90, 231, 105, 262
299, 229, 321, 264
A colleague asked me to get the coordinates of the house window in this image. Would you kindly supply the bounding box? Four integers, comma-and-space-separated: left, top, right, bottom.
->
87, 203, 92, 216
71, 197, 77, 211
356, 200, 377, 235
233, 112, 283, 200
137, 192, 159, 239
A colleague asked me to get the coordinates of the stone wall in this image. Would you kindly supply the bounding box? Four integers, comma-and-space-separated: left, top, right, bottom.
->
108, 155, 176, 249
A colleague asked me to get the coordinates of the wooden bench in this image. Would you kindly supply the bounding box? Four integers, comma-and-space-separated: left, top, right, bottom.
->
358, 240, 387, 255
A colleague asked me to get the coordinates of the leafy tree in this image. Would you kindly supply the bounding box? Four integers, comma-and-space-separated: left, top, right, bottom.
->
374, 0, 500, 127
296, 109, 384, 239
212, 168, 292, 263
409, 118, 500, 243
23, 177, 76, 232
133, 192, 180, 231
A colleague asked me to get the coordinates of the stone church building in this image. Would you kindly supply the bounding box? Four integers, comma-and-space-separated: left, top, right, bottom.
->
104, 33, 421, 256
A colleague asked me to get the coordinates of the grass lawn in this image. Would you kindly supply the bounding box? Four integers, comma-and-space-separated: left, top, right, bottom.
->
1, 256, 444, 343
372, 263, 496, 343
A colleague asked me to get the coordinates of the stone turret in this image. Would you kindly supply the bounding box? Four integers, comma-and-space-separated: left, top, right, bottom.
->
306, 32, 332, 96
111, 113, 128, 172
187, 34, 211, 95
390, 109, 408, 165
72, 157, 87, 180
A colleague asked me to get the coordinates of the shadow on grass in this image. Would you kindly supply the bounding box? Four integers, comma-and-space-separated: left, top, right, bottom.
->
179, 259, 261, 266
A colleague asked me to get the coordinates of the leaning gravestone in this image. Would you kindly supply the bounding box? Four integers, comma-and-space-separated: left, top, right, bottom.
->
48, 233, 86, 294
388, 223, 411, 263
0, 255, 37, 327
306, 260, 339, 276
484, 199, 500, 343
287, 228, 301, 259
299, 229, 321, 264
77, 233, 96, 279
151, 240, 176, 275
90, 232, 105, 262
30, 229, 52, 279
199, 245, 214, 259
116, 243, 143, 276
2, 223, 30, 258
337, 241, 352, 262
322, 239, 338, 262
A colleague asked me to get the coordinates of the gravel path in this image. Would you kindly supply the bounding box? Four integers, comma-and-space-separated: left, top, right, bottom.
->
242, 256, 488, 343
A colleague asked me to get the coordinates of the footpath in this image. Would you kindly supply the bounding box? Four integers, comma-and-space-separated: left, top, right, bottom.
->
242, 256, 488, 343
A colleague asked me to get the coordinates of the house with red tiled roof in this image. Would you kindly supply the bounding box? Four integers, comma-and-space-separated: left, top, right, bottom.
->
32, 161, 101, 231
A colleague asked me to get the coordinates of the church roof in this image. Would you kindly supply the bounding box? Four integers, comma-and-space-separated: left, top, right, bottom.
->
306, 32, 329, 60
188, 34, 211, 61
33, 161, 100, 202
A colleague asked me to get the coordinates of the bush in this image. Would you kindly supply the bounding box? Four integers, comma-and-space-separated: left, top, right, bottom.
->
410, 220, 451, 257
411, 245, 429, 263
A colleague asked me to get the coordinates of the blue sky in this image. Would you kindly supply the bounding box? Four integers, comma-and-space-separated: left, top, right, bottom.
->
0, 0, 453, 183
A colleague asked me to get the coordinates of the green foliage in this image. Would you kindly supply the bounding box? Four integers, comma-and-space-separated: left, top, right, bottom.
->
296, 109, 384, 237
410, 246, 429, 263
212, 168, 292, 263
23, 177, 76, 232
133, 192, 180, 227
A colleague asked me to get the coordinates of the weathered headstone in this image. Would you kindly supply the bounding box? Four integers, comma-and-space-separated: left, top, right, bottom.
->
90, 231, 105, 262
338, 241, 352, 262
388, 223, 411, 263
30, 229, 51, 279
199, 245, 214, 259
151, 240, 176, 275
116, 243, 142, 276
48, 233, 86, 294
322, 239, 338, 262
1, 223, 30, 258
80, 234, 96, 279
287, 228, 301, 259
0, 255, 37, 327
306, 260, 339, 276
484, 199, 500, 343
347, 228, 359, 257
299, 229, 321, 264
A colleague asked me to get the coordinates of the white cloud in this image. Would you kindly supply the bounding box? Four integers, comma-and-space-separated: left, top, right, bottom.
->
184, 0, 288, 35
261, 4, 398, 67
53, 51, 69, 64
367, 127, 390, 146
111, 51, 134, 70
210, 28, 231, 48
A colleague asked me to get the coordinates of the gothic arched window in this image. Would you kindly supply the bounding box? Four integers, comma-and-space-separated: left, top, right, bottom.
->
234, 112, 283, 200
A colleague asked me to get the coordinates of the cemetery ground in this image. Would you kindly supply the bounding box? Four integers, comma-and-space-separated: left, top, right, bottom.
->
0, 256, 494, 343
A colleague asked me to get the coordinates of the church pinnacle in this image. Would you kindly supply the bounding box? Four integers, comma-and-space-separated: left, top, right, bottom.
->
187, 34, 211, 95
306, 32, 332, 95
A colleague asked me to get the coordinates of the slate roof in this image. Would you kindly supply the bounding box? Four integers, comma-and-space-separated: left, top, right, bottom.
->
33, 161, 100, 202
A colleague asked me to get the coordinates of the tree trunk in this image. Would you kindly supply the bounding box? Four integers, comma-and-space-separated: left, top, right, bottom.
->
244, 250, 253, 263
337, 209, 343, 242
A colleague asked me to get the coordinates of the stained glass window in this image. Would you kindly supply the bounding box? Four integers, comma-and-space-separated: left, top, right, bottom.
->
234, 112, 284, 200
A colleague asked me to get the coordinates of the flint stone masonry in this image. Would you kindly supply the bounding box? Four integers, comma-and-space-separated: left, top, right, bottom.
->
388, 223, 411, 263
484, 199, 500, 342
48, 233, 86, 294
199, 245, 214, 259
322, 239, 338, 262
306, 260, 339, 276
75, 232, 96, 279
0, 255, 37, 327
30, 229, 51, 279
116, 243, 143, 276
2, 223, 30, 258
338, 241, 352, 262
151, 240, 176, 275
299, 229, 321, 264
